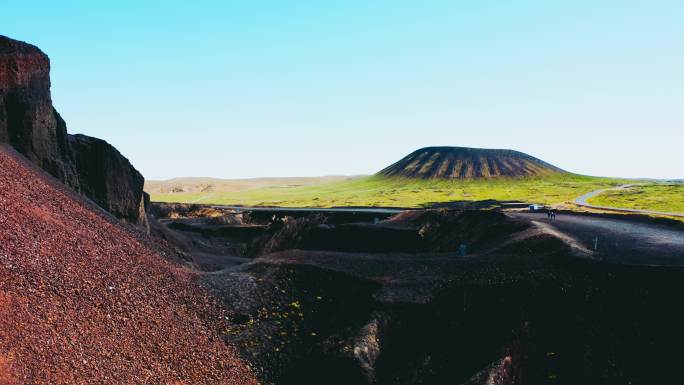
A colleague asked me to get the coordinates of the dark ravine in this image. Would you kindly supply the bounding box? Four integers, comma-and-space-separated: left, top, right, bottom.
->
149, 204, 684, 385
0, 35, 147, 226
190, 209, 684, 385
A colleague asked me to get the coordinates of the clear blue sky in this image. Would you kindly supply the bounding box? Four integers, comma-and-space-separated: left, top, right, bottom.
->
2, 0, 682, 179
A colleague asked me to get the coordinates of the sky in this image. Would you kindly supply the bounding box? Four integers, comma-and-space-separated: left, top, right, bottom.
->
2, 0, 682, 180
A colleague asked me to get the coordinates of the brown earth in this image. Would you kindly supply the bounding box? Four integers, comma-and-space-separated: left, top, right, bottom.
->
379, 146, 563, 179
0, 145, 258, 384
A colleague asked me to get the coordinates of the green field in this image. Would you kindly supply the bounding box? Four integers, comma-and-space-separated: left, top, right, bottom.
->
587, 184, 684, 214
149, 174, 630, 208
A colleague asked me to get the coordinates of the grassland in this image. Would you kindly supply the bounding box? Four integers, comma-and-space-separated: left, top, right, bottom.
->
587, 184, 684, 214
148, 174, 630, 208
145, 176, 353, 195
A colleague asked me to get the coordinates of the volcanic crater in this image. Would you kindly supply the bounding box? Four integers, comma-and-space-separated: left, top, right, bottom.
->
379, 146, 564, 179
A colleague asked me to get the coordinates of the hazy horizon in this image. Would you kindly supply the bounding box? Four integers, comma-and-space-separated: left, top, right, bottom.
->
3, 1, 682, 180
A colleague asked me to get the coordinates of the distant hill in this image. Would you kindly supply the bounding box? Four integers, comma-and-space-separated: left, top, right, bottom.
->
379, 146, 564, 179
145, 175, 356, 195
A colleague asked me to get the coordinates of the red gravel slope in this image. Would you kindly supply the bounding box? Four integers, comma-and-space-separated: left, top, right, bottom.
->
0, 146, 258, 384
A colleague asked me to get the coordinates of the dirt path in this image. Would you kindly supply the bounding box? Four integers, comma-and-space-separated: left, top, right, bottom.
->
190, 192, 216, 203
510, 212, 684, 266
574, 184, 684, 218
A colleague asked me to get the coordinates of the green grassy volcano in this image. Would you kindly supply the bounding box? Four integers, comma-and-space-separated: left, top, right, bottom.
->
149, 147, 630, 208
379, 146, 563, 179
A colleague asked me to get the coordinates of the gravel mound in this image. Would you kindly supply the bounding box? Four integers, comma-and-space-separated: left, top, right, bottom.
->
0, 147, 258, 384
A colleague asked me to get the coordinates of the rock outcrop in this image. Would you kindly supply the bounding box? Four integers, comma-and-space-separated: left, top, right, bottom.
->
0, 35, 146, 226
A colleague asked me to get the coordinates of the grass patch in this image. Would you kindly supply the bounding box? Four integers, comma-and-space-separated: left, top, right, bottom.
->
588, 184, 684, 214
150, 174, 631, 208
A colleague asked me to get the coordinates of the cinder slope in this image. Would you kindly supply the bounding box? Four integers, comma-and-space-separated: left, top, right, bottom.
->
379, 146, 564, 179
0, 146, 257, 384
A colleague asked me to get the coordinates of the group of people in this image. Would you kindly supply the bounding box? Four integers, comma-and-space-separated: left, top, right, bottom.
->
547, 209, 557, 220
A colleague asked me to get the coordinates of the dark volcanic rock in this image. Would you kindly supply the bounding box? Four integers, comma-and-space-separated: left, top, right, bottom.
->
0, 37, 77, 183
208, 246, 684, 385
0, 35, 146, 225
195, 210, 684, 385
69, 134, 147, 227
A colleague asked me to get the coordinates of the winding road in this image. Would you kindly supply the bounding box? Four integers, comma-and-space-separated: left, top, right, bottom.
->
574, 184, 684, 218
519, 185, 684, 265
189, 187, 684, 266
207, 201, 684, 266
509, 212, 684, 266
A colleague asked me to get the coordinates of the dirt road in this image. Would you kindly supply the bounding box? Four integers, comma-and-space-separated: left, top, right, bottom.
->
510, 212, 684, 266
